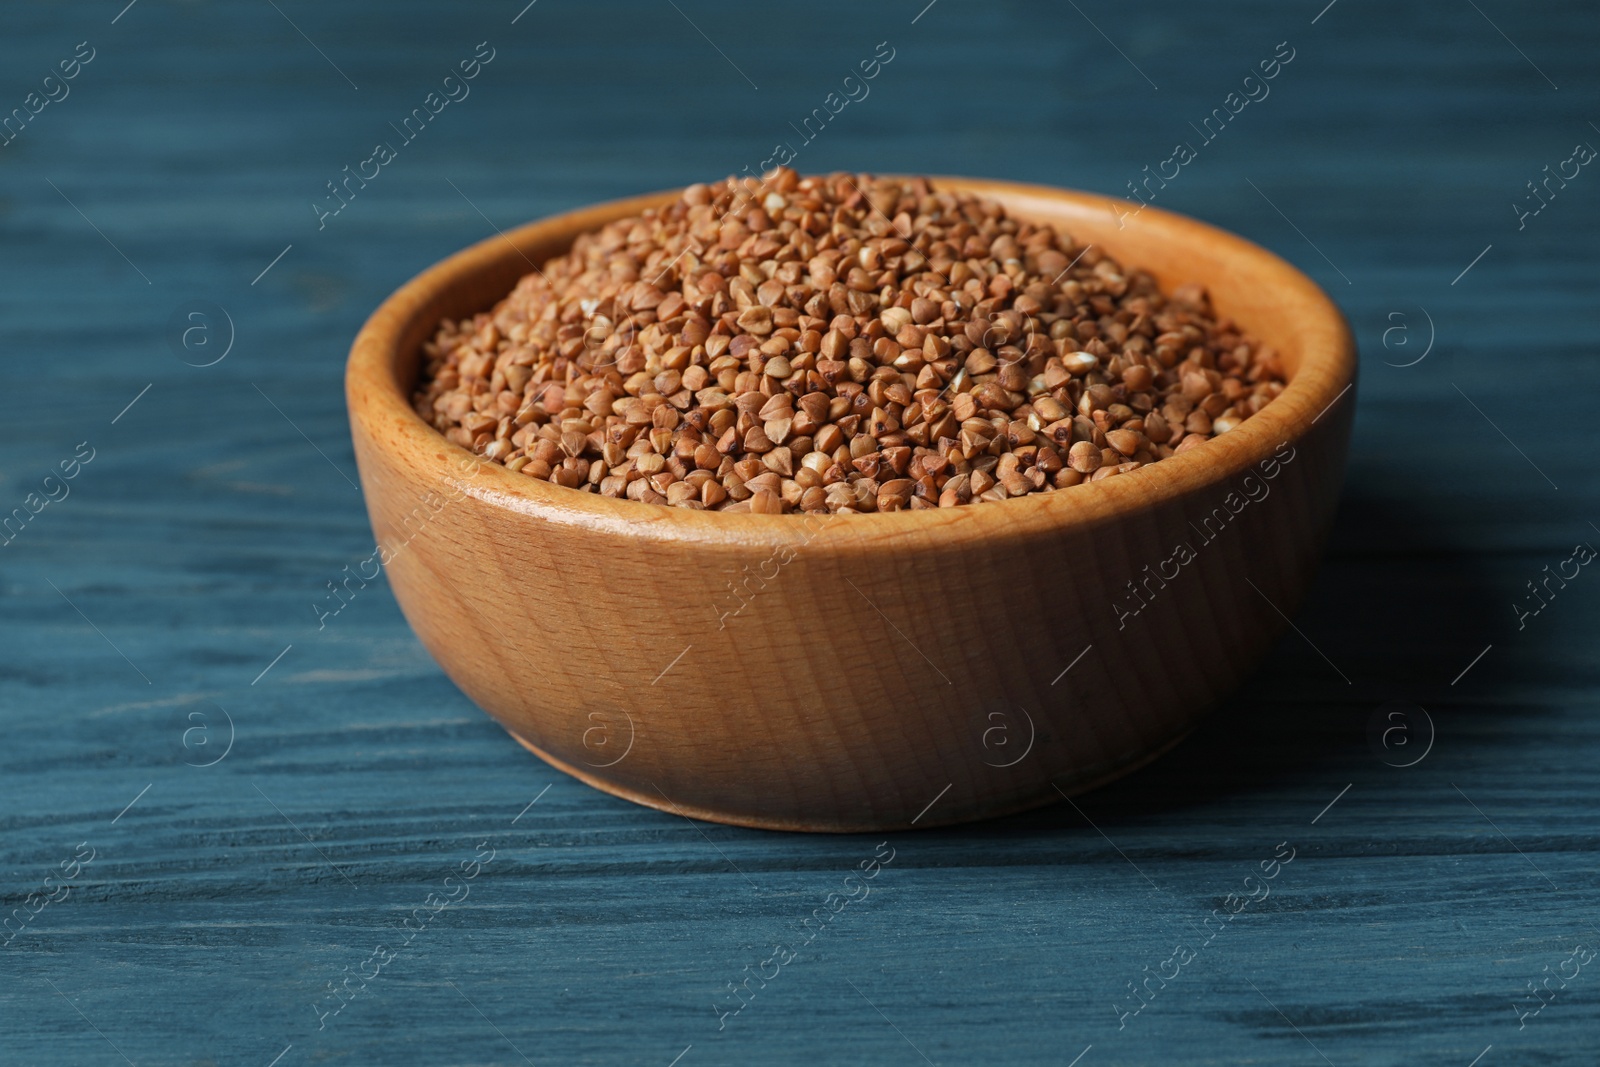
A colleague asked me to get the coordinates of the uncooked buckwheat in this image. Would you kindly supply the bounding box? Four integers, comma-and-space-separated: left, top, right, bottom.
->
413, 169, 1287, 514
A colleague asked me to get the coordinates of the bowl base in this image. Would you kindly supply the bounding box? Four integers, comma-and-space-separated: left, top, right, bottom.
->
504, 724, 1197, 834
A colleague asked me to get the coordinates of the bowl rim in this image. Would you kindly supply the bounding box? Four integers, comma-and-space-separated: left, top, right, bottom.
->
347, 176, 1356, 548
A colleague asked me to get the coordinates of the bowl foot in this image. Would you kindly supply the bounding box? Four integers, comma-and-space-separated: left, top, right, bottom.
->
503, 723, 1197, 834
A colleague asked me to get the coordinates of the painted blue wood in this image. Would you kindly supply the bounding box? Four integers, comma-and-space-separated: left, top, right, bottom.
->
3, 1, 1598, 1063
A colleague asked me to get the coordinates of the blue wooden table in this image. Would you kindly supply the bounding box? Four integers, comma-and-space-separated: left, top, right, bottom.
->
3, 1, 1598, 1063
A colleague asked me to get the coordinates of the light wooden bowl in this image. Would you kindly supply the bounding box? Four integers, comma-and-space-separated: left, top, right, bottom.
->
347, 178, 1355, 833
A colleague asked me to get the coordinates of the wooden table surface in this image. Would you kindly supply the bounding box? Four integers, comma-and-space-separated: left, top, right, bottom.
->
3, 1, 1597, 1063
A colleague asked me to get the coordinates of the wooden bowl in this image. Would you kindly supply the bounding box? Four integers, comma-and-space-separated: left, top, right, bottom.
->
346, 178, 1356, 832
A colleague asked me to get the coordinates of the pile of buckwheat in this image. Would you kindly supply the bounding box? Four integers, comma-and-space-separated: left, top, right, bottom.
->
414, 168, 1286, 514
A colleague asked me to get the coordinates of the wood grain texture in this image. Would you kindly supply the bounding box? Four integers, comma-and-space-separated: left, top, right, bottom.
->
2, 0, 1598, 1064
347, 181, 1357, 831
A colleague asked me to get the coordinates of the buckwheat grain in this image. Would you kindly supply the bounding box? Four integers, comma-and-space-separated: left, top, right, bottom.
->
414, 169, 1286, 514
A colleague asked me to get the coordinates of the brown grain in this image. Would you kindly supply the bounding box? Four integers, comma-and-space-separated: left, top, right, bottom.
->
413, 169, 1286, 514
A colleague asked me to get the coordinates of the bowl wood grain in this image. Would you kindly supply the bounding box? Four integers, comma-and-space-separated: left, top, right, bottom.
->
346, 178, 1356, 832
